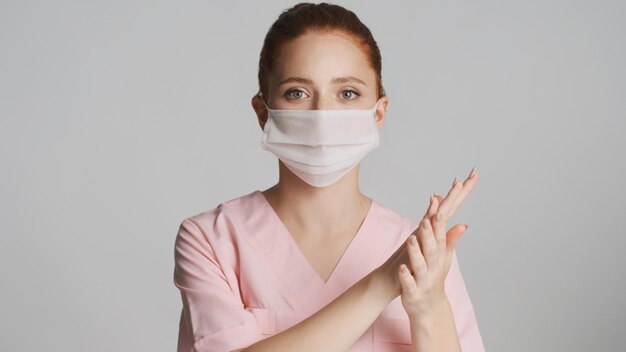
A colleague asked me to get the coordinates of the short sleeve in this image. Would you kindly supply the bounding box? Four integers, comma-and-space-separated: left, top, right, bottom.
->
173, 216, 263, 352
445, 250, 486, 352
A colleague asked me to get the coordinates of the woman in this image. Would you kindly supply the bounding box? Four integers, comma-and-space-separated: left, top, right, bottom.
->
174, 3, 484, 351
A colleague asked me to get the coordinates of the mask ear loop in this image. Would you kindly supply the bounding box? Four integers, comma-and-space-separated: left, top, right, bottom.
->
370, 98, 382, 115
370, 99, 383, 133
257, 92, 271, 111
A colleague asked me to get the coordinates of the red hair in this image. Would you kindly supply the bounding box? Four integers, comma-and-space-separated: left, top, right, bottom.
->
256, 2, 386, 102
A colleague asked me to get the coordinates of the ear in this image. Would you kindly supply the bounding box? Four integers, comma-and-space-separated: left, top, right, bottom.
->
374, 95, 389, 131
251, 94, 268, 131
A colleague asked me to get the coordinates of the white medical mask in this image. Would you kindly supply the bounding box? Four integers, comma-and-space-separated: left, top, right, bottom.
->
260, 99, 382, 187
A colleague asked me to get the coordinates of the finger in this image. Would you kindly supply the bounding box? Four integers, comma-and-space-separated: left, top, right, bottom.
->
430, 194, 447, 250
416, 218, 438, 268
435, 176, 465, 222
433, 193, 443, 204
428, 196, 446, 245
407, 234, 428, 278
447, 169, 479, 219
398, 264, 418, 295
427, 196, 447, 261
446, 223, 469, 259
434, 168, 478, 227
428, 196, 448, 260
422, 192, 438, 220
424, 195, 440, 248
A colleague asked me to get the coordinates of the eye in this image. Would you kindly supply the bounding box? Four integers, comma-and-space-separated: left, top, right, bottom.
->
341, 89, 361, 100
284, 88, 308, 100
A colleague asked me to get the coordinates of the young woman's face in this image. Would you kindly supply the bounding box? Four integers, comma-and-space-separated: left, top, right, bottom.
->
266, 31, 385, 111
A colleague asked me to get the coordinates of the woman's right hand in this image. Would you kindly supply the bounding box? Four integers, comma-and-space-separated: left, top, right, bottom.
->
375, 167, 479, 302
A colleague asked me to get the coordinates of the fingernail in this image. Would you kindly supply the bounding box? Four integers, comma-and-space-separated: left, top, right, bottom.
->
463, 224, 469, 231
469, 166, 477, 178
411, 235, 417, 245
429, 194, 433, 203
452, 177, 459, 187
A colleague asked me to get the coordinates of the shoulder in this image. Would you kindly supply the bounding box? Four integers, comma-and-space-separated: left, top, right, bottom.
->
175, 189, 261, 245
371, 198, 419, 249
372, 198, 418, 231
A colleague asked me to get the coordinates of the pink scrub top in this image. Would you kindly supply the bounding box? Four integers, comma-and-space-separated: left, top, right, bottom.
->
173, 190, 485, 352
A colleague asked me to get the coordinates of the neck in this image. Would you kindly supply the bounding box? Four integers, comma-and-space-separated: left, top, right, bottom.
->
262, 160, 372, 237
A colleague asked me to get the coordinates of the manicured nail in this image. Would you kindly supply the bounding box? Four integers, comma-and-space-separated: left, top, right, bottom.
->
469, 166, 476, 178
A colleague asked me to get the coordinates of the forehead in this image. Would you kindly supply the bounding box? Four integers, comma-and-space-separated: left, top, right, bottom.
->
271, 31, 375, 84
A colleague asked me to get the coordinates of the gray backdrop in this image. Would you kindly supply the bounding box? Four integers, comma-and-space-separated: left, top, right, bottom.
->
1, 0, 624, 351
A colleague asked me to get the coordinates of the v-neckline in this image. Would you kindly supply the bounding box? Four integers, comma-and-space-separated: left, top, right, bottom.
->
254, 190, 376, 289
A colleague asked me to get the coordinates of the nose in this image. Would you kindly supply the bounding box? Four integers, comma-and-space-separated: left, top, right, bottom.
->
312, 98, 335, 110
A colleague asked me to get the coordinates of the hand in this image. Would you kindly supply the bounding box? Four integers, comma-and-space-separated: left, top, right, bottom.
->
377, 167, 479, 318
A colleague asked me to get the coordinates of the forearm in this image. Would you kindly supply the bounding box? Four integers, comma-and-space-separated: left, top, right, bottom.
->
241, 269, 398, 352
408, 297, 461, 352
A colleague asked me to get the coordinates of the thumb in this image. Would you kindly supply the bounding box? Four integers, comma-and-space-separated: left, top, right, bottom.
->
446, 223, 469, 253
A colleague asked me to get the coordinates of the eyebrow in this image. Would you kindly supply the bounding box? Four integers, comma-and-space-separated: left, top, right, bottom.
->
278, 76, 367, 87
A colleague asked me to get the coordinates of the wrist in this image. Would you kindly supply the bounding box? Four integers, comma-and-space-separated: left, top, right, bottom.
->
408, 296, 452, 327
367, 267, 400, 303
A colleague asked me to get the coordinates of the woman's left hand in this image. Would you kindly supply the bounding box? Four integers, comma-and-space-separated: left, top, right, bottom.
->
398, 170, 479, 319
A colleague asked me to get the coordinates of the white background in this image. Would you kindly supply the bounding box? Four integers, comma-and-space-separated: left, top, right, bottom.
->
1, 0, 624, 350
